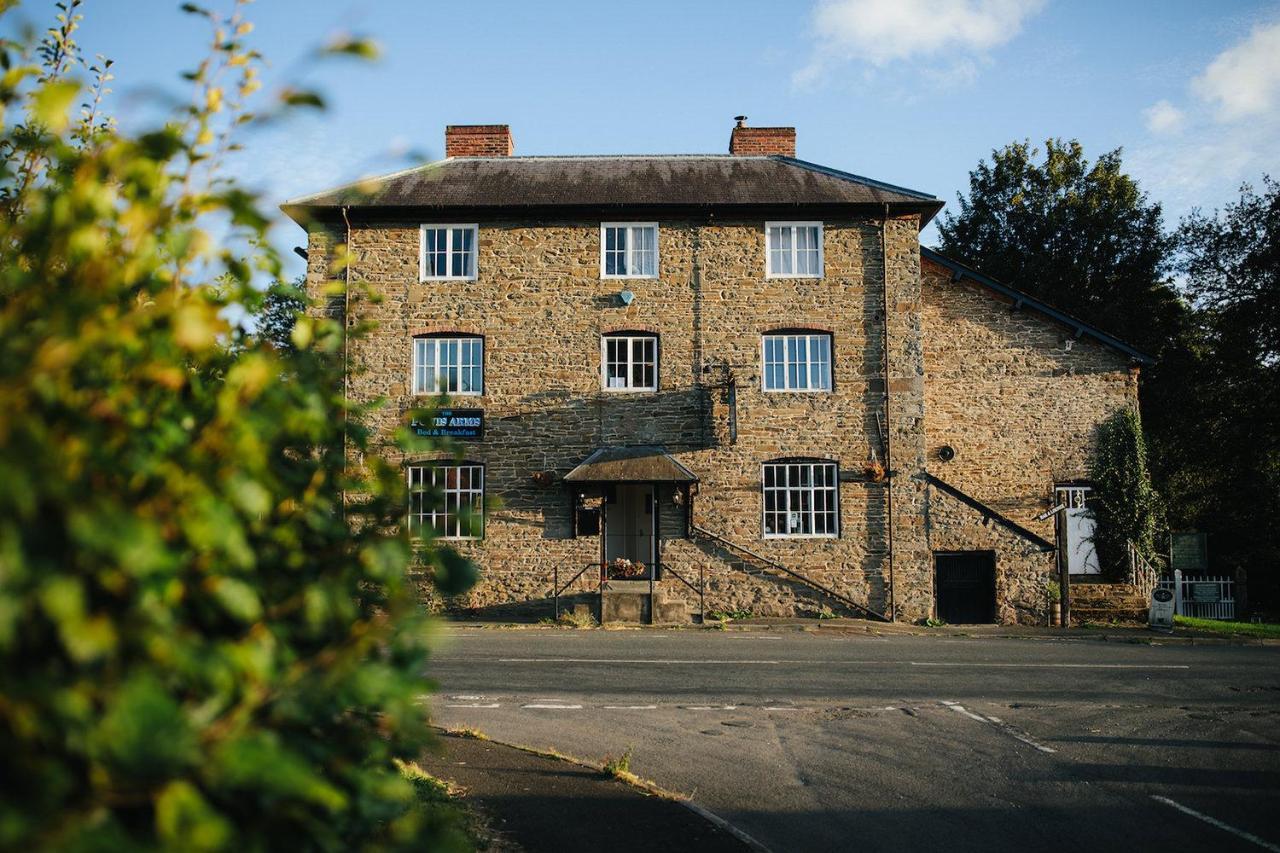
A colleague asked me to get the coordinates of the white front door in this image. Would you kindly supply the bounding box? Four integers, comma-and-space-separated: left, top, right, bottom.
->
1057, 486, 1100, 575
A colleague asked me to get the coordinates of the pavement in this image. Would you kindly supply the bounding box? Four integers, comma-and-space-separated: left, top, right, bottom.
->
427, 625, 1280, 853
419, 732, 751, 852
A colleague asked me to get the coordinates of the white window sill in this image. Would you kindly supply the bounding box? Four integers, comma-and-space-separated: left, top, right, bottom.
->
762, 388, 833, 394
419, 276, 478, 283
765, 273, 824, 280
762, 533, 839, 540
601, 387, 659, 394
601, 273, 659, 280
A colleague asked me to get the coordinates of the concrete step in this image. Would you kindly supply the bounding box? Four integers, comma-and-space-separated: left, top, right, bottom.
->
653, 598, 688, 624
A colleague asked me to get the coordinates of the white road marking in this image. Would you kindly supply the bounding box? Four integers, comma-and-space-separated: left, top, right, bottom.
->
498, 658, 787, 664
444, 703, 500, 708
683, 705, 739, 711
601, 704, 658, 710
912, 662, 1190, 669
449, 694, 486, 700
763, 706, 802, 711
1151, 795, 1280, 851
941, 701, 1057, 753
522, 703, 583, 710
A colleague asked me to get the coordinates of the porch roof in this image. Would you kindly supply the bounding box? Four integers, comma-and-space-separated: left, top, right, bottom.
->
563, 446, 698, 484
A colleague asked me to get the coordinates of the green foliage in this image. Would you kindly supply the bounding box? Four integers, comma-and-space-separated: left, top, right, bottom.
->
1091, 408, 1162, 572
1174, 178, 1280, 604
936, 138, 1184, 358
0, 3, 468, 850
1045, 580, 1061, 602
601, 746, 634, 779
255, 276, 308, 353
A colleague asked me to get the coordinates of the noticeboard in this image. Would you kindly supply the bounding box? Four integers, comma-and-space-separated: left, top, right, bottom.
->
1170, 531, 1208, 572
1190, 582, 1221, 604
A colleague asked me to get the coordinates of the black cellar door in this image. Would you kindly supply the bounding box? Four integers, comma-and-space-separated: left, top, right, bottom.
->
935, 552, 996, 624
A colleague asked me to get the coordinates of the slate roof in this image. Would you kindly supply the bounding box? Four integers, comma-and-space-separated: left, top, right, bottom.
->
563, 446, 698, 484
282, 155, 943, 223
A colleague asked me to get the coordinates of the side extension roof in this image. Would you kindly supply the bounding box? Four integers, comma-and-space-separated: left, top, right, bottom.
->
921, 246, 1154, 365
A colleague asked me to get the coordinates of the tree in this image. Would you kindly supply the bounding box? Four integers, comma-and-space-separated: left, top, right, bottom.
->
936, 139, 1185, 357
256, 276, 308, 352
1176, 179, 1280, 606
0, 2, 473, 849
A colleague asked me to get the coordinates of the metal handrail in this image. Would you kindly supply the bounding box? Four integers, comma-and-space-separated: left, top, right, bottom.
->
552, 560, 595, 620
659, 562, 705, 623
689, 523, 889, 622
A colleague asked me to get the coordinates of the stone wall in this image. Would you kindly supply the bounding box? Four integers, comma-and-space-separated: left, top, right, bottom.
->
301, 217, 1140, 625
918, 257, 1140, 623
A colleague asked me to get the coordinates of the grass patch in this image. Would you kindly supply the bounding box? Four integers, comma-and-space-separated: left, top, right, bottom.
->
708, 608, 753, 622
539, 609, 598, 629
601, 746, 633, 779
1175, 615, 1280, 639
395, 759, 484, 851
446, 727, 490, 741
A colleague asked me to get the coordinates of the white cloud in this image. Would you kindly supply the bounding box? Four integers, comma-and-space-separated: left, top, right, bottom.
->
1191, 21, 1280, 121
1131, 21, 1280, 223
1142, 99, 1185, 134
794, 0, 1045, 86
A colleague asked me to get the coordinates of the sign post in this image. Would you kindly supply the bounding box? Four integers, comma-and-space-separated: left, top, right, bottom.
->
1149, 587, 1175, 633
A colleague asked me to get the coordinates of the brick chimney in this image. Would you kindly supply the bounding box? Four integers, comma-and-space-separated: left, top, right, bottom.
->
445, 124, 514, 157
728, 116, 795, 157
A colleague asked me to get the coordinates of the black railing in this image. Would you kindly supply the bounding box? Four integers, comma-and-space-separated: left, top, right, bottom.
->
659, 562, 705, 623
552, 560, 598, 620
689, 523, 889, 622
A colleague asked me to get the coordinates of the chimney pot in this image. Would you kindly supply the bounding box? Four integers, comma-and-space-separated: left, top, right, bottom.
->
729, 120, 795, 157
445, 124, 514, 158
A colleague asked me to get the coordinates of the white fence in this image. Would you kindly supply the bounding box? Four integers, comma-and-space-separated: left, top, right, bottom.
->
1157, 570, 1236, 620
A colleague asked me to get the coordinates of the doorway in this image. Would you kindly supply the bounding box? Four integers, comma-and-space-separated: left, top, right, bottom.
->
604, 484, 655, 576
935, 551, 996, 624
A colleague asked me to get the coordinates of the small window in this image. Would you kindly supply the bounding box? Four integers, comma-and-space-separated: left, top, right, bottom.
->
601, 223, 658, 278
408, 463, 484, 539
762, 459, 839, 538
766, 222, 822, 278
762, 332, 832, 392
420, 224, 478, 280
413, 336, 483, 395
601, 334, 657, 392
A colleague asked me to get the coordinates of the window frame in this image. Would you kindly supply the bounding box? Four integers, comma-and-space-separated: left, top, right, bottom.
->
600, 222, 660, 280
411, 334, 484, 396
419, 223, 479, 281
765, 221, 824, 279
599, 332, 659, 393
761, 458, 840, 540
760, 331, 833, 393
407, 462, 485, 540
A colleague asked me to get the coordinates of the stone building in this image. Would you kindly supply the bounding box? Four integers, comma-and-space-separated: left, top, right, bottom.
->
283, 120, 1150, 625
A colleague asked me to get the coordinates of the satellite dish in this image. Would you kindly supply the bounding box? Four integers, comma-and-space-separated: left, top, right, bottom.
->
619, 290, 635, 306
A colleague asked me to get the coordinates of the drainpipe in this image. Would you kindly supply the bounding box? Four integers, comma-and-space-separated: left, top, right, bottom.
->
881, 203, 896, 622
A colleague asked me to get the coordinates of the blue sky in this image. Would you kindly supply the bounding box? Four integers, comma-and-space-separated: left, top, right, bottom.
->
12, 0, 1280, 279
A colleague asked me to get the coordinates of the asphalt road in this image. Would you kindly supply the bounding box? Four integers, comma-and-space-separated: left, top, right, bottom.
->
428, 628, 1280, 853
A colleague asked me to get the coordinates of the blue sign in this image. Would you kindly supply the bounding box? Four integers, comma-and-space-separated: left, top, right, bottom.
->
411, 409, 483, 440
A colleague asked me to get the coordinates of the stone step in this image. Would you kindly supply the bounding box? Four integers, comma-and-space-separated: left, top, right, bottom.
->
1072, 606, 1148, 623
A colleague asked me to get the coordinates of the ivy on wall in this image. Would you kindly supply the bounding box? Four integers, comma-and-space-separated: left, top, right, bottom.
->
1091, 407, 1163, 573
